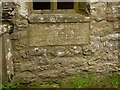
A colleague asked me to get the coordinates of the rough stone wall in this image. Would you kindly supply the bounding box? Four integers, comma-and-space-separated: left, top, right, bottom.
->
2, 1, 119, 83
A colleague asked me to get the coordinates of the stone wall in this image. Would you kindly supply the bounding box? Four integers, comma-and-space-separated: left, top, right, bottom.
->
1, 1, 120, 83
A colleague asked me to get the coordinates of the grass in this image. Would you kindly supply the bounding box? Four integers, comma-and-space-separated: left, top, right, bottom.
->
108, 74, 120, 88
2, 82, 20, 90
68, 73, 120, 88
69, 74, 95, 88
1, 73, 120, 89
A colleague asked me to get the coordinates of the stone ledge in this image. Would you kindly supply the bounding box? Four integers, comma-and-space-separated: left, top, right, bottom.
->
28, 14, 90, 23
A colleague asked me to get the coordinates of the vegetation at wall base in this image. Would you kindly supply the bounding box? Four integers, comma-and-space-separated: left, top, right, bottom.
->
1, 73, 120, 89
2, 82, 20, 90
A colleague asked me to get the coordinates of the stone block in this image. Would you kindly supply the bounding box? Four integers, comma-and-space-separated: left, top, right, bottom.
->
113, 20, 120, 32
107, 14, 119, 22
91, 21, 113, 37
28, 23, 90, 46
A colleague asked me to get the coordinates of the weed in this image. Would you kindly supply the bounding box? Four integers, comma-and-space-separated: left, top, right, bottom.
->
107, 74, 120, 88
2, 82, 20, 90
70, 74, 95, 88
2, 73, 119, 88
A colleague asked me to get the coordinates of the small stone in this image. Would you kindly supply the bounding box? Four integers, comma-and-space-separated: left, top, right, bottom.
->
84, 50, 93, 56
56, 51, 65, 57
91, 21, 113, 37
107, 14, 116, 22
113, 21, 120, 32
69, 46, 82, 55
19, 50, 28, 59
82, 46, 93, 56
12, 52, 20, 60
65, 69, 76, 76
112, 6, 118, 14
28, 48, 44, 56
16, 20, 28, 28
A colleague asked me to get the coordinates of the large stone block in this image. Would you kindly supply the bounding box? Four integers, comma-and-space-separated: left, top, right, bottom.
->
28, 23, 90, 46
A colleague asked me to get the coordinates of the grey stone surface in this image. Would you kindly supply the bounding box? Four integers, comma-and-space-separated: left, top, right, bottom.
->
29, 23, 90, 46
91, 21, 114, 36
2, 1, 119, 83
90, 3, 107, 21
29, 14, 90, 23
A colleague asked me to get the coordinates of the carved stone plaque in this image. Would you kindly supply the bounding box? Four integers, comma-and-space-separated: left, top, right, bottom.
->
28, 23, 89, 46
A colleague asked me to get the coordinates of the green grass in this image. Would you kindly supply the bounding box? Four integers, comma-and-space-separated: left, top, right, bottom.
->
2, 82, 20, 90
1, 73, 120, 89
108, 74, 120, 88
70, 74, 95, 88
59, 73, 120, 88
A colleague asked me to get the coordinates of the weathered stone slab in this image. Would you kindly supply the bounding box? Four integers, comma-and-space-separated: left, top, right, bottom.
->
29, 23, 90, 46
29, 14, 90, 23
